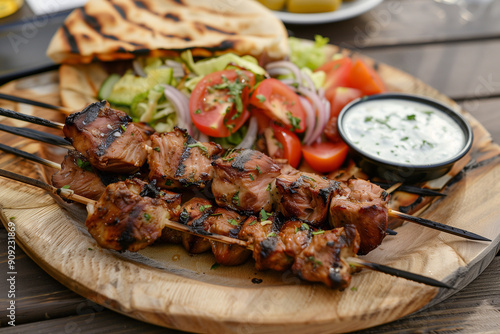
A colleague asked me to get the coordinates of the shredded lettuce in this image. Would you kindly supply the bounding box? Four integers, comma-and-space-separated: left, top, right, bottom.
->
131, 85, 177, 132
181, 50, 266, 76
289, 35, 329, 71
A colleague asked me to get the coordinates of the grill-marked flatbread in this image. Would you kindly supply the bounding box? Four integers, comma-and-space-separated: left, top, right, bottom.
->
47, 0, 289, 64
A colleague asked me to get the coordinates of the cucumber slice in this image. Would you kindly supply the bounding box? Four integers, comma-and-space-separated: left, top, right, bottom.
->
107, 67, 173, 106
98, 74, 121, 100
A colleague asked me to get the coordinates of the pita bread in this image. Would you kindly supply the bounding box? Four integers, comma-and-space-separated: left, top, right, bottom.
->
47, 0, 289, 64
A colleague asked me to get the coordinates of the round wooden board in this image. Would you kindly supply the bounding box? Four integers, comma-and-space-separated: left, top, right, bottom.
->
0, 46, 500, 333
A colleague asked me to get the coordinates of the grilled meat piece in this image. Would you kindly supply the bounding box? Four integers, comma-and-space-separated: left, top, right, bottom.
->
147, 128, 223, 189
329, 178, 389, 255
52, 150, 107, 201
212, 149, 281, 214
178, 197, 214, 254
279, 220, 312, 258
63, 101, 148, 173
292, 226, 360, 290
239, 215, 292, 271
205, 207, 251, 266
85, 179, 181, 252
275, 171, 341, 226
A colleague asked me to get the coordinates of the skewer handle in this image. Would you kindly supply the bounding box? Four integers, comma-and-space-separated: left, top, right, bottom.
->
0, 93, 72, 114
0, 123, 71, 148
389, 209, 491, 242
347, 257, 453, 289
0, 143, 61, 170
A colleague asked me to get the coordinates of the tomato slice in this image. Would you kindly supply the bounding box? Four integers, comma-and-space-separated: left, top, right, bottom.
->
189, 70, 255, 137
271, 124, 302, 168
347, 59, 386, 96
316, 57, 353, 102
302, 141, 349, 173
249, 78, 306, 133
329, 87, 363, 118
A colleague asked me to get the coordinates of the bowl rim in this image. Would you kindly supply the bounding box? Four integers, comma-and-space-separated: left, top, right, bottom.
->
336, 92, 474, 171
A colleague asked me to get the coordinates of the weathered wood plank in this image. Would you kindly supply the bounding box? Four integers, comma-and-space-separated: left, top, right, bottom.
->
287, 0, 500, 48
459, 98, 500, 145
0, 229, 91, 326
358, 256, 500, 333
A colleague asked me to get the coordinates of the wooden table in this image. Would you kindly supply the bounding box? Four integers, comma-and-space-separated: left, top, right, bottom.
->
1, 0, 499, 332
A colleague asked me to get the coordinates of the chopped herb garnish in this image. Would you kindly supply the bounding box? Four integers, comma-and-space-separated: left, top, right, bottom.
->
62, 185, 70, 189
256, 94, 266, 102
88, 248, 93, 251
364, 116, 373, 122
194, 109, 202, 114
210, 263, 220, 270
210, 213, 223, 217
301, 175, 316, 182
307, 256, 323, 267
144, 213, 151, 220
249, 174, 254, 181
256, 165, 262, 174
232, 191, 240, 206
120, 124, 127, 132
228, 219, 239, 226
406, 114, 416, 121
422, 140, 435, 148
153, 147, 161, 152
199, 204, 212, 212
312, 230, 325, 235
423, 111, 434, 116
300, 223, 310, 231
223, 156, 235, 162
188, 143, 209, 155
401, 137, 409, 141
267, 232, 277, 238
260, 209, 271, 221
76, 158, 92, 172
287, 112, 301, 132
294, 226, 298, 233
249, 220, 257, 226
9, 217, 15, 221
165, 179, 173, 186
260, 220, 272, 226
351, 287, 358, 292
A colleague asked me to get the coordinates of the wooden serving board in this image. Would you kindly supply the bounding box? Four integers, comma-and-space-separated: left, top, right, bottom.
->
0, 47, 499, 333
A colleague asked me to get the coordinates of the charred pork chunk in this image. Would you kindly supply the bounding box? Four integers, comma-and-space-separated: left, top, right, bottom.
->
63, 101, 148, 173
52, 150, 107, 201
329, 178, 389, 255
292, 226, 360, 290
178, 197, 214, 254
147, 128, 223, 189
239, 214, 293, 271
275, 171, 341, 226
85, 179, 181, 252
212, 149, 281, 214
205, 207, 251, 266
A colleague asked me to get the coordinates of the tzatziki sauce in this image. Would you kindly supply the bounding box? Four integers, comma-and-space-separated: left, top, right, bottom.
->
341, 99, 466, 166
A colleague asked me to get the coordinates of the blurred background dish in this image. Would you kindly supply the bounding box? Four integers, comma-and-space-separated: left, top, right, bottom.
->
269, 0, 383, 24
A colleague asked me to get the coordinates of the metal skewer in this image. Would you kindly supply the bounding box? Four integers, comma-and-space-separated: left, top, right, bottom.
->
0, 93, 73, 114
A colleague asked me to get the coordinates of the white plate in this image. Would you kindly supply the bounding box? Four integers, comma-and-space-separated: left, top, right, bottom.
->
274, 0, 384, 24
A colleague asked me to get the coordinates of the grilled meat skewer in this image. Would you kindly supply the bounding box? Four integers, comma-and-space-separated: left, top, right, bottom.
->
0, 168, 453, 289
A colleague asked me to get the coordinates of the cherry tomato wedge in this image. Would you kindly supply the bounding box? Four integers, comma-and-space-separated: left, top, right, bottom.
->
329, 87, 363, 118
316, 57, 353, 102
249, 78, 306, 133
189, 69, 255, 137
272, 124, 302, 168
302, 141, 349, 173
347, 59, 386, 96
